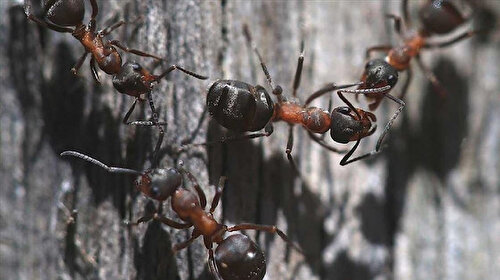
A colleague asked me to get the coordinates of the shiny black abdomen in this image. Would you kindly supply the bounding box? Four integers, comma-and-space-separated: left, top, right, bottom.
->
207, 80, 274, 132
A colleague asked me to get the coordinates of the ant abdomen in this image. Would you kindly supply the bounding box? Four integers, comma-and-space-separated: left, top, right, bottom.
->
45, 0, 85, 27
215, 234, 266, 280
207, 80, 274, 132
135, 168, 182, 201
419, 0, 466, 35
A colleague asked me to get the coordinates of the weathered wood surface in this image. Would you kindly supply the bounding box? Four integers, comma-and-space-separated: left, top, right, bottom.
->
1, 1, 499, 280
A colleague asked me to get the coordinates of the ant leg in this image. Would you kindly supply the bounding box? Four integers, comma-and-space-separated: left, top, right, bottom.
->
242, 24, 283, 100
123, 98, 139, 124
304, 82, 362, 106
172, 231, 201, 252
402, 0, 411, 28
292, 41, 305, 98
88, 0, 99, 32
109, 40, 163, 60
60, 151, 142, 175
399, 66, 412, 99
181, 105, 208, 145
415, 54, 447, 97
125, 215, 154, 226
71, 52, 89, 75
227, 223, 303, 254
100, 16, 145, 36
339, 139, 378, 165
183, 123, 274, 148
385, 14, 404, 35
153, 214, 193, 229
122, 98, 168, 126
100, 20, 126, 36
154, 64, 208, 81
285, 125, 302, 178
337, 91, 363, 119
24, 4, 73, 33
210, 176, 226, 214
365, 45, 392, 60
89, 56, 100, 84
208, 249, 224, 280
308, 131, 347, 153
423, 29, 480, 49
375, 93, 405, 151
146, 93, 165, 169
178, 165, 207, 209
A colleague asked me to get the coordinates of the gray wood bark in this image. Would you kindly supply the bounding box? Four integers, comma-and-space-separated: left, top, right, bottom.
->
1, 1, 498, 280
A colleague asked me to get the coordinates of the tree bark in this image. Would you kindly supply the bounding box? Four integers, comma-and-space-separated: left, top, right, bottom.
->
1, 1, 499, 280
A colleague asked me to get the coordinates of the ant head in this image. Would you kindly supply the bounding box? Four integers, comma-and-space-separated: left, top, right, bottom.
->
215, 234, 266, 280
362, 59, 398, 89
112, 62, 151, 97
135, 168, 182, 201
330, 106, 376, 144
419, 0, 466, 35
45, 0, 85, 27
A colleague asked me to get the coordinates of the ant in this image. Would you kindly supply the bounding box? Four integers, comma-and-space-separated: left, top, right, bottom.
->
305, 0, 480, 162
360, 0, 477, 105
113, 61, 208, 167
24, 0, 208, 166
189, 25, 388, 166
24, 0, 162, 82
60, 150, 302, 280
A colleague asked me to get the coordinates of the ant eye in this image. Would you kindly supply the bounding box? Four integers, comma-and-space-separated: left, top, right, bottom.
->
365, 60, 374, 69
387, 74, 397, 86
150, 186, 159, 198
132, 64, 142, 71
338, 107, 350, 114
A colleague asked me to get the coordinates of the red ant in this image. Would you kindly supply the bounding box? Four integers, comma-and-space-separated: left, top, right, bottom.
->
305, 0, 480, 162
60, 150, 302, 280
113, 61, 208, 167
359, 0, 477, 105
190, 25, 388, 166
24, 0, 162, 82
24, 0, 208, 166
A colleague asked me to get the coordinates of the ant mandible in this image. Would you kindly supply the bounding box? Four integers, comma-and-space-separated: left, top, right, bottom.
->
60, 150, 302, 280
24, 0, 162, 83
305, 0, 479, 163
195, 25, 387, 166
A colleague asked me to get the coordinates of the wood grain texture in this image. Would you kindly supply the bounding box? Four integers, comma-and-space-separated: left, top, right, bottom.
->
0, 1, 498, 280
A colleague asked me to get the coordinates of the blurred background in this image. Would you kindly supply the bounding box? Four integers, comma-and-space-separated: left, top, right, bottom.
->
0, 0, 498, 279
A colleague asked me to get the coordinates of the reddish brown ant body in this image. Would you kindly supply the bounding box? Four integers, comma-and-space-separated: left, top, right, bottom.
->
305, 0, 479, 162
25, 0, 208, 166
197, 26, 388, 166
358, 0, 476, 108
24, 0, 162, 82
60, 150, 302, 280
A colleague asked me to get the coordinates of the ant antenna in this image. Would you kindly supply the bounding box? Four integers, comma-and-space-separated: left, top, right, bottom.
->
155, 64, 209, 81
242, 24, 283, 101
341, 85, 392, 95
60, 151, 142, 175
